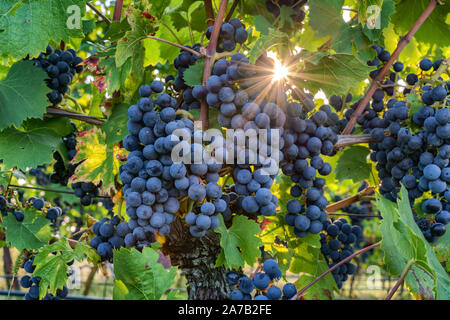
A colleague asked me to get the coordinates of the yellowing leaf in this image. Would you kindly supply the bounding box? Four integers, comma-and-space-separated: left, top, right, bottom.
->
70, 127, 123, 192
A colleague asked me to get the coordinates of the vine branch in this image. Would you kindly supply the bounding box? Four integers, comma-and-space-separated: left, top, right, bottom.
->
45, 107, 105, 125
385, 259, 414, 300
86, 2, 111, 25
146, 35, 204, 57
342, 0, 439, 135
225, 0, 240, 22
431, 57, 450, 81
327, 212, 380, 218
200, 0, 230, 129
325, 186, 376, 213
291, 242, 381, 300
9, 184, 111, 199
204, 0, 215, 26
113, 0, 123, 21
334, 134, 374, 150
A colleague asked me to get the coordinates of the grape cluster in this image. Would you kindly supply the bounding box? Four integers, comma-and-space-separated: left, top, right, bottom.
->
320, 219, 361, 289
20, 255, 69, 300
366, 85, 450, 240
343, 45, 450, 241
280, 105, 341, 236
29, 166, 52, 185
71, 182, 101, 206
50, 123, 79, 186
338, 182, 374, 227
89, 215, 131, 260
197, 53, 284, 218
206, 18, 248, 53
183, 160, 227, 237
173, 43, 202, 110
416, 197, 450, 242
265, 0, 307, 24
228, 259, 298, 300
28, 197, 64, 221
31, 45, 84, 105
120, 81, 187, 245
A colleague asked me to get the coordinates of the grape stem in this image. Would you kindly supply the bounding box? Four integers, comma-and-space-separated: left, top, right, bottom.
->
201, 0, 230, 129
64, 94, 84, 113
334, 134, 374, 150
69, 228, 88, 239
146, 36, 204, 57
4, 167, 15, 198
250, 264, 261, 280
113, 0, 123, 21
325, 186, 376, 213
45, 107, 105, 125
8, 184, 111, 199
225, 0, 240, 22
431, 57, 450, 81
342, 0, 439, 135
176, 109, 196, 120
385, 259, 415, 300
327, 212, 380, 218
160, 20, 183, 45
86, 3, 111, 25
291, 242, 381, 300
204, 0, 215, 27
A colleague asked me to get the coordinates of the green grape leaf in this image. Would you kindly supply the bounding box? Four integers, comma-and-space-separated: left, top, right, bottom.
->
98, 49, 131, 94
335, 146, 372, 183
169, 0, 208, 33
0, 60, 49, 130
291, 238, 337, 300
308, 0, 345, 37
295, 24, 331, 53
2, 209, 52, 251
104, 19, 131, 42
113, 247, 177, 300
71, 127, 123, 193
0, 118, 72, 170
391, 0, 450, 47
406, 93, 422, 118
73, 241, 100, 264
183, 60, 204, 87
0, 0, 88, 59
33, 239, 95, 298
253, 15, 273, 35
249, 29, 287, 64
214, 215, 262, 269
82, 19, 96, 35
331, 23, 376, 63
434, 230, 450, 272
102, 103, 130, 145
116, 7, 157, 68
377, 186, 450, 299
279, 6, 295, 29
143, 15, 191, 67
298, 53, 375, 97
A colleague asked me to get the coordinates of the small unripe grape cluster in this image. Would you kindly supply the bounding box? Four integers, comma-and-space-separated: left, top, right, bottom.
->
320, 219, 361, 289
228, 259, 297, 300
20, 255, 69, 300
90, 215, 132, 260
71, 181, 101, 206
30, 45, 84, 105
206, 18, 249, 53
